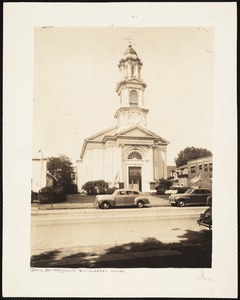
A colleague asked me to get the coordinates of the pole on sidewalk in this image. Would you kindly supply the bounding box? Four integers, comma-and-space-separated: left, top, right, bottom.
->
37, 149, 43, 214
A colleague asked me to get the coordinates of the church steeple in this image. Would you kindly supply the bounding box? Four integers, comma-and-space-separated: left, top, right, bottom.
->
115, 45, 149, 133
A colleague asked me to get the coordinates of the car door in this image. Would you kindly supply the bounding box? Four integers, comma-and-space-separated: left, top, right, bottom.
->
125, 190, 135, 206
192, 189, 207, 205
200, 190, 211, 204
190, 189, 202, 205
115, 191, 126, 206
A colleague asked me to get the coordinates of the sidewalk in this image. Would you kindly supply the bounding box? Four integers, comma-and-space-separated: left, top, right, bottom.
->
31, 195, 170, 212
31, 246, 182, 268
31, 236, 212, 268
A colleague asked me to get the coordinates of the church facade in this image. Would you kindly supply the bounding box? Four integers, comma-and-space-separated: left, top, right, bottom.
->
77, 45, 169, 192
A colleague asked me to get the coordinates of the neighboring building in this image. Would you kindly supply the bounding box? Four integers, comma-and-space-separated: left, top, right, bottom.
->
77, 45, 169, 192
168, 164, 189, 187
175, 164, 189, 187
188, 156, 213, 190
167, 165, 176, 179
31, 158, 47, 192
71, 166, 78, 185
168, 156, 212, 189
32, 158, 78, 192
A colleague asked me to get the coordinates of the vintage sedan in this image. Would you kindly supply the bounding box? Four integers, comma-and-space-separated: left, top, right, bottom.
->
197, 196, 212, 230
94, 189, 150, 209
169, 188, 212, 207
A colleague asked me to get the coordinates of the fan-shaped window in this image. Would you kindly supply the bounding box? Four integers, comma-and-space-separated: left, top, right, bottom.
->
128, 151, 142, 160
129, 90, 138, 106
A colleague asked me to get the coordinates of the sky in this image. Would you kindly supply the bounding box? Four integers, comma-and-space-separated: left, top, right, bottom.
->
33, 27, 214, 165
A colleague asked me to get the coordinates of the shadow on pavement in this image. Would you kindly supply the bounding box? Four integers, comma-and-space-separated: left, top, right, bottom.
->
31, 229, 212, 268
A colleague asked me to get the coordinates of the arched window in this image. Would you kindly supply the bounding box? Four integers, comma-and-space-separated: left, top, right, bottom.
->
129, 90, 138, 106
127, 151, 142, 160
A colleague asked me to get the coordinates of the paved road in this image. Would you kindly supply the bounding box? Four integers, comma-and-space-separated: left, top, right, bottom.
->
31, 206, 212, 268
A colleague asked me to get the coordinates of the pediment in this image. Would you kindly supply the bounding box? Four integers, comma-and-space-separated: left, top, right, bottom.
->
87, 126, 117, 142
116, 126, 159, 138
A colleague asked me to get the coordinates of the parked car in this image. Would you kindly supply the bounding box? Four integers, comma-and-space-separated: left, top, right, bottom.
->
31, 190, 38, 203
94, 189, 150, 209
169, 188, 212, 207
165, 186, 189, 195
197, 196, 212, 229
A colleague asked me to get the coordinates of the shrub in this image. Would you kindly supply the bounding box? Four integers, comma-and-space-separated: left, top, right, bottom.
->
82, 180, 109, 195
156, 188, 166, 195
156, 178, 172, 195
38, 186, 67, 204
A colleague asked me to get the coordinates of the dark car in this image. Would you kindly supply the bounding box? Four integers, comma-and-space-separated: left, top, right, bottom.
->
169, 188, 212, 207
197, 196, 212, 229
31, 190, 38, 203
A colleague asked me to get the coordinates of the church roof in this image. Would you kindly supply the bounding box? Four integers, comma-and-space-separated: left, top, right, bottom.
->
79, 125, 169, 159
124, 45, 138, 56
115, 126, 169, 144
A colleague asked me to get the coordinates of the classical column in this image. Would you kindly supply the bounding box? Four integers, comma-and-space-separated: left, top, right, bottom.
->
118, 143, 124, 182
127, 63, 131, 78
138, 66, 141, 79
121, 65, 125, 80
148, 145, 154, 181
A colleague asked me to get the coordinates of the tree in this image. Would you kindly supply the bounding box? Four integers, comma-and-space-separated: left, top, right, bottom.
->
47, 154, 73, 193
175, 147, 212, 167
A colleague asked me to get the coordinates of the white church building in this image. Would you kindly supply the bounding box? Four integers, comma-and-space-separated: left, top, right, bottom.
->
77, 45, 169, 192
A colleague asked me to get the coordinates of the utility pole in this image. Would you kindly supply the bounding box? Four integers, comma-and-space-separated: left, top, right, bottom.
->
37, 149, 43, 213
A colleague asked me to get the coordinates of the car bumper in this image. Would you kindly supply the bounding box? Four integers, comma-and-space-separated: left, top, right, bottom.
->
197, 219, 212, 229
93, 201, 99, 208
169, 199, 177, 204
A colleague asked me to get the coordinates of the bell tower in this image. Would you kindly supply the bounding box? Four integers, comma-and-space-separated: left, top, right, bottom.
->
115, 45, 149, 133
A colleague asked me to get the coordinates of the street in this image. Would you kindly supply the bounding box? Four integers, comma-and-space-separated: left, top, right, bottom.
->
31, 206, 212, 268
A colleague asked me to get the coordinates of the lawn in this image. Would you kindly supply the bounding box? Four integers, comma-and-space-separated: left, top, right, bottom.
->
66, 194, 96, 203
66, 193, 169, 203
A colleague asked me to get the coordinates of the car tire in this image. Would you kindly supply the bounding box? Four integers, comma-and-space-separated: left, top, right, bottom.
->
137, 200, 144, 208
100, 201, 110, 209
177, 200, 186, 207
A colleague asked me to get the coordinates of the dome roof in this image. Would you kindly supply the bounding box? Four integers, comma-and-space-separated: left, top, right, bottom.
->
124, 45, 138, 57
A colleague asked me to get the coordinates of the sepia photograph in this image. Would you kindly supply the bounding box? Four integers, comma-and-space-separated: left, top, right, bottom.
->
31, 27, 214, 269
3, 2, 237, 298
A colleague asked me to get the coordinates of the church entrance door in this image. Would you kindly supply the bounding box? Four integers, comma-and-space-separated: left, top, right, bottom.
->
128, 167, 142, 191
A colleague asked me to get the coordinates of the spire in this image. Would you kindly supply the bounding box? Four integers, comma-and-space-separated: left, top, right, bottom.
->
124, 45, 138, 57
114, 45, 149, 133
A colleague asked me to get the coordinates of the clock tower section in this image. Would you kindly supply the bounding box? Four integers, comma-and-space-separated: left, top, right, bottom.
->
115, 45, 149, 133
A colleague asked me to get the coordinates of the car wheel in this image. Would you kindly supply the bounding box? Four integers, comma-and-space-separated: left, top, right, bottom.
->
177, 200, 186, 207
100, 201, 110, 209
137, 200, 144, 208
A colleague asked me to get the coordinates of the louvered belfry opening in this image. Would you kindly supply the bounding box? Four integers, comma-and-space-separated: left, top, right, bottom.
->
129, 90, 138, 106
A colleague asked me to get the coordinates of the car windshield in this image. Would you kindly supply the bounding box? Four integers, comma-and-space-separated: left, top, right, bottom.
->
113, 190, 119, 196
185, 189, 194, 194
